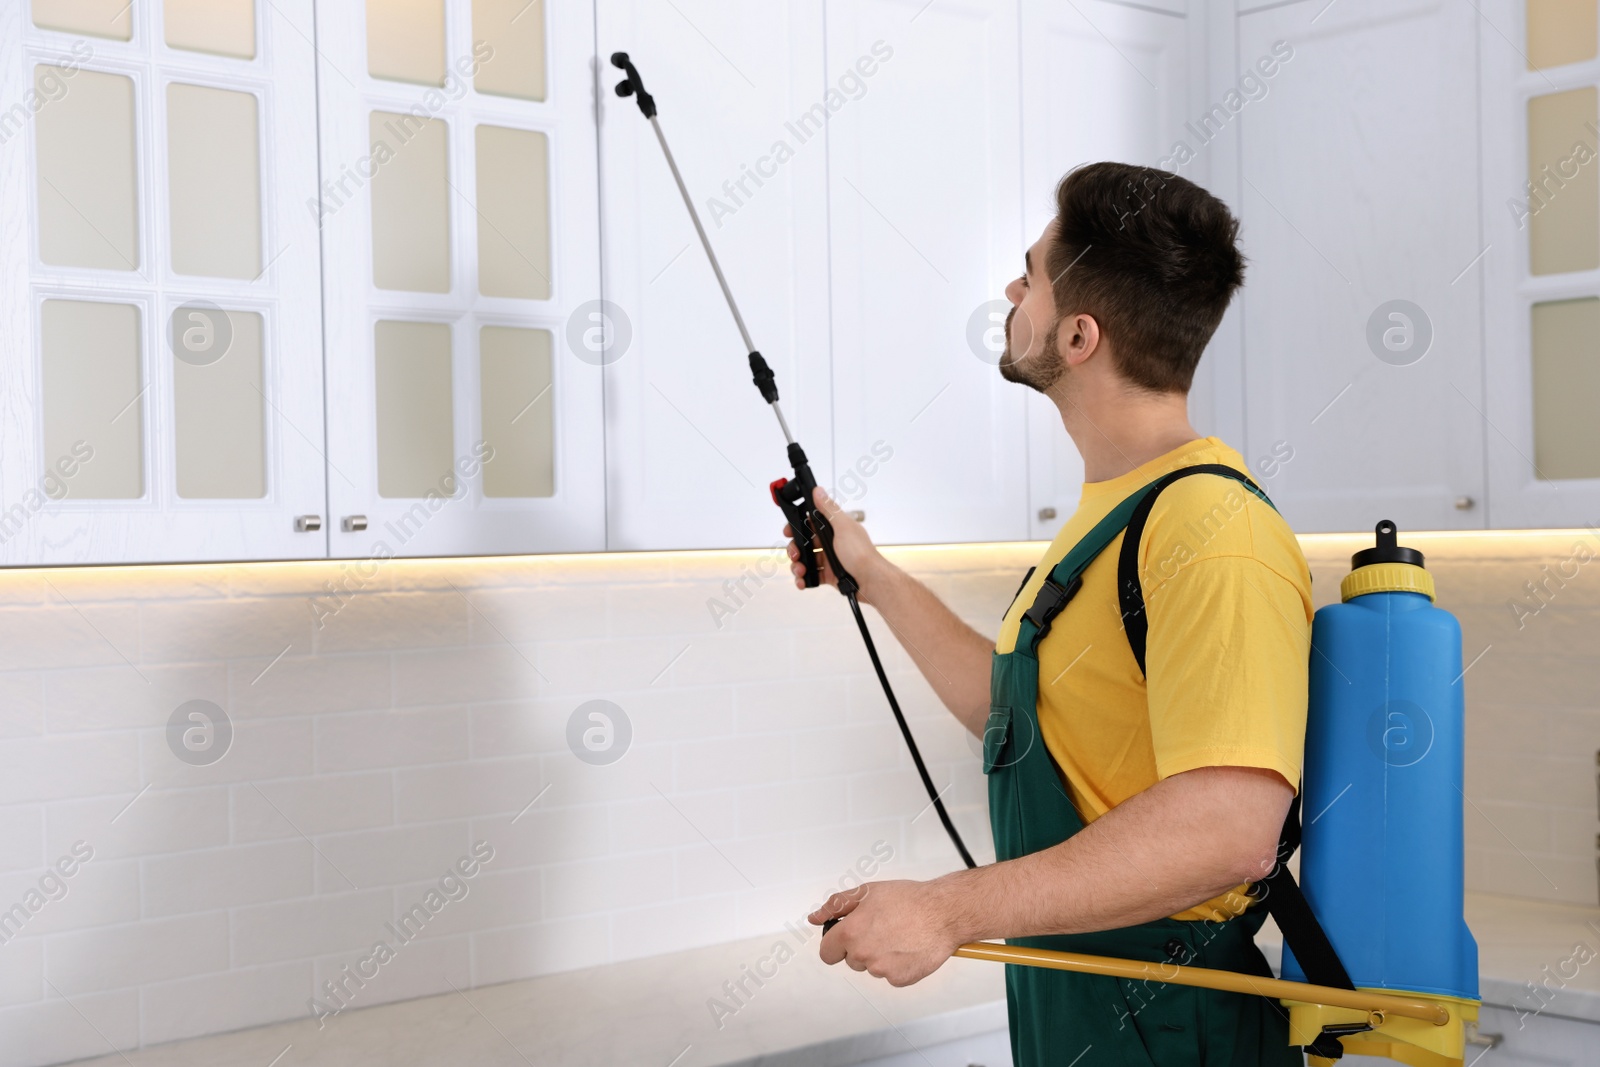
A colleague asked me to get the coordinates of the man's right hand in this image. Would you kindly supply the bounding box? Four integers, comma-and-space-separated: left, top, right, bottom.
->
785, 487, 888, 603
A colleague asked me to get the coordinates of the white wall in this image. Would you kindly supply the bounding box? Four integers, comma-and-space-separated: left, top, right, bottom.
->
0, 532, 1596, 1062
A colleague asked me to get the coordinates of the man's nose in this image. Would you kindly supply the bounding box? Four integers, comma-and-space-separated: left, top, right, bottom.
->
1004, 277, 1024, 305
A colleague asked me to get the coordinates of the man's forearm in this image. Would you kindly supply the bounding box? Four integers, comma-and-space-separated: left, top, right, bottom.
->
864, 562, 993, 736
932, 766, 1291, 941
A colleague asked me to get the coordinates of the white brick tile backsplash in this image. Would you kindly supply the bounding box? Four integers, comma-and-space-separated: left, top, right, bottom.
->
469, 699, 575, 758
43, 662, 227, 734
45, 912, 229, 992
609, 894, 741, 962
45, 788, 228, 862
312, 592, 471, 654
0, 734, 140, 804
229, 652, 393, 718
312, 932, 471, 1015
479, 805, 611, 869
0, 989, 139, 1067
394, 757, 542, 823
0, 936, 41, 1007
0, 541, 1589, 1063
140, 960, 312, 1047
391, 645, 543, 707
390, 866, 541, 940
312, 823, 473, 892
141, 839, 314, 917
139, 598, 310, 664
608, 791, 737, 854
141, 717, 314, 790
0, 806, 42, 874
470, 915, 609, 986
314, 706, 470, 773
675, 733, 790, 791
232, 889, 394, 965
231, 773, 394, 843
0, 605, 139, 671
542, 852, 675, 920
0, 672, 44, 739
0, 858, 140, 938
465, 586, 612, 643
734, 676, 853, 733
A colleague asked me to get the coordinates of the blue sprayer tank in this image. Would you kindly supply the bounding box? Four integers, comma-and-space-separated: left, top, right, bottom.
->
1282, 521, 1479, 1002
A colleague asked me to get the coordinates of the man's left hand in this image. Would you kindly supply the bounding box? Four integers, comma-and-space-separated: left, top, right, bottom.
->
809, 879, 964, 986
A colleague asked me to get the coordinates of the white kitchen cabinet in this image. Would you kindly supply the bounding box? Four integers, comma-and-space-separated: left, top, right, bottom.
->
0, 0, 329, 564
1018, 0, 1197, 539
1232, 0, 1488, 534
598, 0, 834, 551
825, 0, 1029, 547
316, 0, 606, 559
1480, 0, 1600, 529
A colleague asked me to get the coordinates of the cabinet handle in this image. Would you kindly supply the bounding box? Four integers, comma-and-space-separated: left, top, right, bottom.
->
1038, 507, 1058, 522
342, 515, 368, 532
1454, 496, 1475, 510
294, 515, 322, 532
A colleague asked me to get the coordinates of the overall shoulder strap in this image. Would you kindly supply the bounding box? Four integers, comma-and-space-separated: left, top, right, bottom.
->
1017, 480, 1161, 653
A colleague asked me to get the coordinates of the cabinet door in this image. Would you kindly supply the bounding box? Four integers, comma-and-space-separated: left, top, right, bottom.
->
826, 0, 1027, 546
1236, 0, 1486, 533
0, 0, 327, 564
1480, 0, 1600, 527
317, 0, 604, 558
1019, 0, 1194, 539
598, 0, 832, 551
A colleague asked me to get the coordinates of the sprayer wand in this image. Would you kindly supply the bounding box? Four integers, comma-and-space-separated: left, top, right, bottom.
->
611, 53, 975, 870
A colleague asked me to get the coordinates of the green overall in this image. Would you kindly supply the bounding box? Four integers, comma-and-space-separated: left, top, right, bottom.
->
983, 467, 1302, 1067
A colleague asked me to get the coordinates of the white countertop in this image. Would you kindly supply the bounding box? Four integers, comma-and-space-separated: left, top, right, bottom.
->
64, 892, 1600, 1067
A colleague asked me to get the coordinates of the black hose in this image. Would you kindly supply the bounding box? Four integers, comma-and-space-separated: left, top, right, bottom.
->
845, 592, 977, 870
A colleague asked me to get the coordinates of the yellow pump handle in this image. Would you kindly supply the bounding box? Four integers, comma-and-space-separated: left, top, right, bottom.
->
953, 941, 1451, 1026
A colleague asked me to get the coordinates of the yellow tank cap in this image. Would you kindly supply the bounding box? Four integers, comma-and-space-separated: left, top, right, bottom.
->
1341, 562, 1435, 603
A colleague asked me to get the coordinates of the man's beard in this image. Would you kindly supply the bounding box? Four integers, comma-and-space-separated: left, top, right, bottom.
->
999, 308, 1066, 393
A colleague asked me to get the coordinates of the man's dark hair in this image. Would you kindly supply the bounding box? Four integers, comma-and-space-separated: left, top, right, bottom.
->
1049, 162, 1244, 393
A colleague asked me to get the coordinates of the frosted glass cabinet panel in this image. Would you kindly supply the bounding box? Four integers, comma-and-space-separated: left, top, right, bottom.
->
1482, 0, 1600, 526
35, 66, 139, 270
472, 0, 546, 101
480, 326, 555, 497
370, 111, 453, 293
174, 310, 266, 499
318, 0, 604, 555
0, 0, 329, 563
167, 83, 263, 279
1527, 88, 1598, 276
40, 300, 144, 500
1527, 0, 1598, 69
31, 0, 132, 40
366, 0, 447, 86
1530, 298, 1600, 481
165, 0, 257, 59
374, 321, 456, 498
475, 124, 551, 299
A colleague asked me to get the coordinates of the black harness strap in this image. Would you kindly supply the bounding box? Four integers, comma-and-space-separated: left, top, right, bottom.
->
1115, 464, 1272, 676
1025, 463, 1357, 1002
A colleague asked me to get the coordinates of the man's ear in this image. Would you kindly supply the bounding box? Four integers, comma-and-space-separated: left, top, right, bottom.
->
1059, 313, 1102, 368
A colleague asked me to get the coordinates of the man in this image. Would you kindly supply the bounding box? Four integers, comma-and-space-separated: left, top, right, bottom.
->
791, 162, 1311, 1065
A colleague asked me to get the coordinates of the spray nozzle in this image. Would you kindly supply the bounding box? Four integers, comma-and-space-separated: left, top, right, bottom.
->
610, 52, 656, 118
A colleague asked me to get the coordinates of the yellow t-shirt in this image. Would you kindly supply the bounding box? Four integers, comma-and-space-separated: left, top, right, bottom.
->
995, 437, 1312, 922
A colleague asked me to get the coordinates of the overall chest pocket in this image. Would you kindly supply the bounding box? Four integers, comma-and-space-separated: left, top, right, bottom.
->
981, 704, 1012, 774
